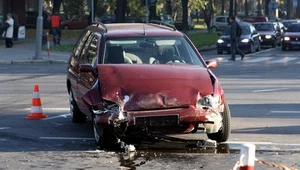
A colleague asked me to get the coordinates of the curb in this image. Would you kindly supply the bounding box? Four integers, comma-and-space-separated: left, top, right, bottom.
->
0, 60, 68, 65
198, 45, 216, 52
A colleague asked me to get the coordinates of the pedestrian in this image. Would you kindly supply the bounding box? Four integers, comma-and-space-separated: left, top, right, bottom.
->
204, 12, 211, 32
50, 11, 62, 46
2, 13, 14, 48
228, 16, 245, 61
11, 12, 19, 40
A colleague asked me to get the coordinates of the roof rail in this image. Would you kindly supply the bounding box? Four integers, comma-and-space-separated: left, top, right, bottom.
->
91, 22, 108, 33
149, 20, 176, 31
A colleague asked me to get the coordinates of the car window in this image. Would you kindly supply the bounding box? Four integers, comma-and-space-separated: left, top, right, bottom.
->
73, 30, 92, 60
216, 17, 225, 22
253, 24, 275, 31
287, 24, 300, 32
80, 35, 99, 66
103, 37, 204, 66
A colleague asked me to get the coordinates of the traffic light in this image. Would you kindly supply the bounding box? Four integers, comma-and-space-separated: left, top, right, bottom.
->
141, 0, 157, 6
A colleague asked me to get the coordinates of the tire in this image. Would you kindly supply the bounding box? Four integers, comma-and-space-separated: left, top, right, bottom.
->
282, 46, 287, 51
217, 51, 223, 54
93, 115, 118, 149
69, 90, 86, 123
248, 43, 255, 54
63, 25, 69, 30
207, 102, 231, 143
211, 26, 217, 32
272, 41, 276, 48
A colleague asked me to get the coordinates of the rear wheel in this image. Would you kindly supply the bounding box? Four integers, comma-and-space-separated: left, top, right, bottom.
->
207, 102, 231, 143
211, 26, 217, 32
69, 90, 86, 123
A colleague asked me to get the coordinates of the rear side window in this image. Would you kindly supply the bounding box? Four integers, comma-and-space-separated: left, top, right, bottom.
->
80, 35, 99, 66
73, 30, 91, 60
216, 17, 225, 22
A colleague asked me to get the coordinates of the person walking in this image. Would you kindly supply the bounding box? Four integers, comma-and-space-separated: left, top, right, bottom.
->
228, 16, 245, 61
204, 12, 211, 32
2, 13, 14, 48
50, 11, 62, 46
11, 12, 19, 40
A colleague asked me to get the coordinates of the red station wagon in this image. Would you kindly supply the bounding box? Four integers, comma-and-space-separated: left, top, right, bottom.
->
66, 22, 231, 149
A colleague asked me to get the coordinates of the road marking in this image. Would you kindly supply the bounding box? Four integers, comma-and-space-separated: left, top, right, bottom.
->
222, 75, 261, 78
24, 108, 70, 111
270, 111, 300, 114
243, 57, 273, 63
252, 88, 289, 93
0, 127, 10, 130
39, 137, 94, 140
42, 114, 71, 120
270, 57, 298, 63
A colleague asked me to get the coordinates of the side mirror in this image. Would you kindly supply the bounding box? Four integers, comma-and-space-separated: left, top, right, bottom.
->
80, 64, 96, 73
205, 60, 218, 69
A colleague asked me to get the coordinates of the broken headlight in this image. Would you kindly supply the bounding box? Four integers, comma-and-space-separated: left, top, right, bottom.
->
197, 95, 221, 109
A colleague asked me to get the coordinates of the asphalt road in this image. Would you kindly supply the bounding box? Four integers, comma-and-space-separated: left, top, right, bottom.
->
0, 47, 300, 169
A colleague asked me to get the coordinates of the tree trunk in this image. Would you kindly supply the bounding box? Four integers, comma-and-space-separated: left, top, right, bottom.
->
245, 0, 248, 17
181, 0, 188, 33
221, 0, 225, 15
229, 0, 233, 17
149, 4, 157, 20
115, 0, 127, 23
257, 0, 261, 16
52, 0, 63, 14
286, 0, 291, 19
166, 0, 172, 15
265, 0, 270, 16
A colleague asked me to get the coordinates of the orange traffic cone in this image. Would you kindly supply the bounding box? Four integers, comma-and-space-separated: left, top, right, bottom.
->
26, 84, 48, 119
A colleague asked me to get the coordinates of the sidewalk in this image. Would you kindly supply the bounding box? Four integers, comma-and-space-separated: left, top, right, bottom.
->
0, 39, 70, 65
0, 36, 216, 65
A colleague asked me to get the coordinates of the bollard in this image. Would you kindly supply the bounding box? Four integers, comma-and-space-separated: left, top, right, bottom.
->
46, 32, 50, 56
240, 143, 256, 170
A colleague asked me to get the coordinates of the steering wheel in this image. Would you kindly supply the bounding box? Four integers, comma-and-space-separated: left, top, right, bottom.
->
166, 56, 186, 64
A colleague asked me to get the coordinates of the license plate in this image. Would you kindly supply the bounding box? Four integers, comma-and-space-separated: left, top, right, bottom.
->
135, 115, 179, 127
227, 44, 231, 47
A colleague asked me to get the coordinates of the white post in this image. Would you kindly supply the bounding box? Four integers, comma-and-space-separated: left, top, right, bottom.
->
240, 143, 255, 170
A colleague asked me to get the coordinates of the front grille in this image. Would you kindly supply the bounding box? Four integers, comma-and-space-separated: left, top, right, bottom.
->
135, 115, 179, 127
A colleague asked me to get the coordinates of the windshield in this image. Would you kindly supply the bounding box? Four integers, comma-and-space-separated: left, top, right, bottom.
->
253, 24, 275, 31
287, 24, 300, 32
103, 37, 204, 66
223, 26, 251, 35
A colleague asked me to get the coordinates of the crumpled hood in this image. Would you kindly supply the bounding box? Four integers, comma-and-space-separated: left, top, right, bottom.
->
98, 64, 214, 111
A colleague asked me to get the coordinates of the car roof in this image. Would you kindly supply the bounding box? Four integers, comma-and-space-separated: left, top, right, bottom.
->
90, 23, 183, 38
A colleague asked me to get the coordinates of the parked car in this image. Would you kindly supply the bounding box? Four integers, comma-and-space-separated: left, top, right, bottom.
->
281, 19, 299, 29
281, 23, 300, 51
252, 22, 282, 47
216, 22, 260, 54
243, 16, 268, 23
210, 15, 240, 32
25, 11, 51, 29
61, 15, 89, 29
174, 16, 195, 30
66, 22, 231, 148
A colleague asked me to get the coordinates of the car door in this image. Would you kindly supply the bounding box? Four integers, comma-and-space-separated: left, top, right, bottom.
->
216, 16, 227, 30
68, 30, 92, 113
76, 34, 100, 115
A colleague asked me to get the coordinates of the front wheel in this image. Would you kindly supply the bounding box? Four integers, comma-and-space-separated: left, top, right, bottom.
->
93, 115, 118, 149
69, 90, 86, 123
207, 102, 231, 143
